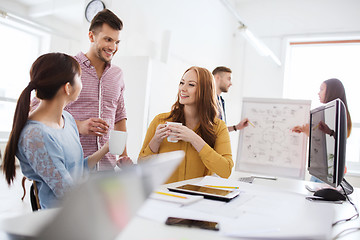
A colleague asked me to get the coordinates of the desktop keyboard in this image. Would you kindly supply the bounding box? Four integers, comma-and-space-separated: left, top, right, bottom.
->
238, 176, 254, 184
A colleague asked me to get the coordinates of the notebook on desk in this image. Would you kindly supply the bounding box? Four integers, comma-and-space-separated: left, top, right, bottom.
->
4, 151, 184, 240
167, 184, 240, 202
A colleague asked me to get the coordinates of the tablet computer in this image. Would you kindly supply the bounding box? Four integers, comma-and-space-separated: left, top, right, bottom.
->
167, 184, 240, 202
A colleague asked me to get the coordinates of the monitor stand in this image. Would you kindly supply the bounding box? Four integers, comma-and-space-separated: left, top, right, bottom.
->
339, 178, 354, 195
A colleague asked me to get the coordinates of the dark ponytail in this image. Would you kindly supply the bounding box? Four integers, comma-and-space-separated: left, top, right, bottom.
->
3, 85, 34, 185
3, 53, 81, 185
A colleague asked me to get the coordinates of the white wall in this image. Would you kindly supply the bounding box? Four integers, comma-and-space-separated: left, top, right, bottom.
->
2, 0, 360, 185
233, 0, 360, 99
105, 0, 244, 159
231, 0, 360, 186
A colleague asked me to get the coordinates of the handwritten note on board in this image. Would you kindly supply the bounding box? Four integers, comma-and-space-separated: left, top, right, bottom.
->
236, 98, 311, 179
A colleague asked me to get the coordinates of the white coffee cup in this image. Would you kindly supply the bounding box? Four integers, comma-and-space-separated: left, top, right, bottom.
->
166, 122, 182, 143
109, 130, 127, 155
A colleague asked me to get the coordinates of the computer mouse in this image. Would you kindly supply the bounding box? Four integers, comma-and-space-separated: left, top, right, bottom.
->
313, 188, 346, 201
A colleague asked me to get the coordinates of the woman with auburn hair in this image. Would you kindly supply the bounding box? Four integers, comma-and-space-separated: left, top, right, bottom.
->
138, 66, 233, 183
3, 53, 109, 209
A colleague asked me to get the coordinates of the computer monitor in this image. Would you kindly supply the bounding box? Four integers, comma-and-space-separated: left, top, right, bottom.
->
308, 98, 347, 188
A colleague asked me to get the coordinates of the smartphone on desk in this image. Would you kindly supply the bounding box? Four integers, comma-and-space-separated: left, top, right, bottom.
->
165, 217, 219, 231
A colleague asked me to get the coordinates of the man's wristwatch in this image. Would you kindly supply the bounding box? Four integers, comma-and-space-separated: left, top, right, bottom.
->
233, 125, 237, 131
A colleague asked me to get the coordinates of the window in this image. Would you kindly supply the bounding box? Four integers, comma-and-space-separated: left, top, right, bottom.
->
0, 14, 49, 141
284, 38, 360, 175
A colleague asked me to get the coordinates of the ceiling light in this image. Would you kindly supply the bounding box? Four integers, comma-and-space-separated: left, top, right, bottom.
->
219, 0, 281, 66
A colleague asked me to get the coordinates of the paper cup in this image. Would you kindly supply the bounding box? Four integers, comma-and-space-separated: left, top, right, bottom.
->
166, 122, 182, 143
109, 130, 127, 155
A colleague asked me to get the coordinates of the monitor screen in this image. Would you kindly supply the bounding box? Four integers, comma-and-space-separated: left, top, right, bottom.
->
308, 99, 347, 187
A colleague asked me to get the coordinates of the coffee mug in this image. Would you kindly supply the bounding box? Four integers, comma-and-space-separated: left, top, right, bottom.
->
166, 122, 182, 143
109, 130, 127, 155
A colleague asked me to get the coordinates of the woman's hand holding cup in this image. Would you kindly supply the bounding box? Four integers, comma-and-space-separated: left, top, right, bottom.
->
166, 122, 182, 143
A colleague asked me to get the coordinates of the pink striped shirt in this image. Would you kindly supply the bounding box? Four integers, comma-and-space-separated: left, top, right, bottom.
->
65, 52, 127, 170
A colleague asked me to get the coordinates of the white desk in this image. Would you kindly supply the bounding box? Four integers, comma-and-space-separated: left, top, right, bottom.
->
119, 172, 360, 240
1, 172, 359, 240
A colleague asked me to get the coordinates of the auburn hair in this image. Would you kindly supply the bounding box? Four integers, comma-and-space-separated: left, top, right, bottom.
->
166, 66, 218, 147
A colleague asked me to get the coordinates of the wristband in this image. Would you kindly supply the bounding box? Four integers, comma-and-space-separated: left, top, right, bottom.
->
233, 125, 237, 131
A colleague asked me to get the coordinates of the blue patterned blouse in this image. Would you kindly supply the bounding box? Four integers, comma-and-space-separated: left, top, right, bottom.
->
16, 111, 88, 209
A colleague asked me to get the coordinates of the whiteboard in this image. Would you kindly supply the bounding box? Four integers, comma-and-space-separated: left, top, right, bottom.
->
236, 98, 311, 179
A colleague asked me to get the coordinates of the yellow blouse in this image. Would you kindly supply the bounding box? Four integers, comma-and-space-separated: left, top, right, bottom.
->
138, 112, 233, 183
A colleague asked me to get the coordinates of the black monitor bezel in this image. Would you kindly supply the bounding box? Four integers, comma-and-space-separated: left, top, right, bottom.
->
308, 99, 347, 187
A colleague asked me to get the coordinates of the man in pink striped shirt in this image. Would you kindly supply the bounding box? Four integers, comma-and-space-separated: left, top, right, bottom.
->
66, 9, 132, 170
30, 10, 132, 170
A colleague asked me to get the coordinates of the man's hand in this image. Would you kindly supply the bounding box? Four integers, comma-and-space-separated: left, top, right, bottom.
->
236, 118, 250, 130
76, 118, 109, 136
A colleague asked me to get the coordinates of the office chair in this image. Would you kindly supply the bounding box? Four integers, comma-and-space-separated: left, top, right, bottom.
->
21, 177, 41, 211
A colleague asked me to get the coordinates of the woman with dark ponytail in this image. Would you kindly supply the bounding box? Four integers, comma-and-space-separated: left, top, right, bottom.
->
3, 53, 109, 209
292, 78, 352, 137
291, 78, 352, 182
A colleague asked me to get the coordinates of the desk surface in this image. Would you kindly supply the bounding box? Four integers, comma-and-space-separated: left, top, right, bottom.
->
1, 171, 359, 240
119, 172, 360, 240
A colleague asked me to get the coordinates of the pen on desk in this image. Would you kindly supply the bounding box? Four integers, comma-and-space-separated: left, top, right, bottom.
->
205, 185, 239, 189
247, 120, 255, 127
154, 191, 188, 199
251, 176, 277, 181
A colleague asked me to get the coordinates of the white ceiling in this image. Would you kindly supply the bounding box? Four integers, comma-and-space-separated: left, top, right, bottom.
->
2, 0, 360, 38
232, 0, 360, 37
2, 0, 86, 27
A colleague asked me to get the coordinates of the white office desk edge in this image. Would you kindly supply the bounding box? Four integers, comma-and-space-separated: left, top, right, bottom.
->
1, 171, 359, 240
